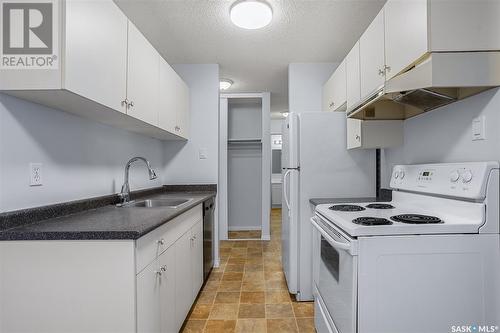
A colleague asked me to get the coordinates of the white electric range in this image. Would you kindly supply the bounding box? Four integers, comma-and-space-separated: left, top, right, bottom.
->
311, 162, 500, 333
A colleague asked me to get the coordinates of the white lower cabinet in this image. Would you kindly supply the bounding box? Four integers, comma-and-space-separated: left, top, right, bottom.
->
174, 230, 194, 330
347, 119, 403, 149
159, 246, 177, 333
137, 258, 162, 333
191, 221, 204, 299
0, 205, 204, 333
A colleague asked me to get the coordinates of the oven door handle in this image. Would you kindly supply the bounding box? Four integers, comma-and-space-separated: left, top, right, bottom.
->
311, 217, 351, 252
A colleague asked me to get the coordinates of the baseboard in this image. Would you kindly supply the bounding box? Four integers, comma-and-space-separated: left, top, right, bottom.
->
228, 226, 262, 231
261, 234, 271, 241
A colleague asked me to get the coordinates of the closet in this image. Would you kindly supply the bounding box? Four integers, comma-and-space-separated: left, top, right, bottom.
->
219, 93, 271, 241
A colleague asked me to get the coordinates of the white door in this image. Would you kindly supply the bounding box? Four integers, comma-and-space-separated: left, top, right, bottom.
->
158, 58, 178, 133
64, 0, 128, 113
127, 22, 160, 126
159, 246, 176, 333
384, 0, 428, 80
174, 231, 193, 331
136, 259, 161, 333
360, 8, 385, 100
191, 220, 204, 299
346, 41, 361, 110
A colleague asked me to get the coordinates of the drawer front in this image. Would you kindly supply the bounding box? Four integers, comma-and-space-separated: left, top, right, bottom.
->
136, 204, 202, 274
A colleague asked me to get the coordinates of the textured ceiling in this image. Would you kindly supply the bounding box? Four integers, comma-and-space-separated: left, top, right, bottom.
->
114, 0, 386, 112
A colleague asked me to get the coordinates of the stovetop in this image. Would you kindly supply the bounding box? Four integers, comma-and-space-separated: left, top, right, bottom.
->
316, 197, 485, 237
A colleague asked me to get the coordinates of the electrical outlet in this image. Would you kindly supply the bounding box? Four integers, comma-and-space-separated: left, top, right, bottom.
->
30, 163, 43, 186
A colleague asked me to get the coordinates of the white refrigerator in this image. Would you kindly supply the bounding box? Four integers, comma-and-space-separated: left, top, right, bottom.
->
281, 112, 375, 301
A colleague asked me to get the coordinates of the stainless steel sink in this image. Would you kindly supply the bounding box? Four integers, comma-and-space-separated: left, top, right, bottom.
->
120, 198, 192, 208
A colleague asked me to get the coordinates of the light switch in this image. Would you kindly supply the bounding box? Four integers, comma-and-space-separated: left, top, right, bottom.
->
199, 148, 208, 160
472, 116, 485, 141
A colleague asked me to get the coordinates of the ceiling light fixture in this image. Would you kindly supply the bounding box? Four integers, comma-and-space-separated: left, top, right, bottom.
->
220, 79, 234, 90
230, 0, 273, 30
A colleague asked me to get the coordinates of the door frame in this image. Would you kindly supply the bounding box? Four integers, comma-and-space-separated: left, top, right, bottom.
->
219, 92, 271, 240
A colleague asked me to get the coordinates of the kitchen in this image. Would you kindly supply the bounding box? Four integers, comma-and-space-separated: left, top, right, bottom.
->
0, 1, 499, 333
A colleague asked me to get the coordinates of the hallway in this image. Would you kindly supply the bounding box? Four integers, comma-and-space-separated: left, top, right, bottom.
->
181, 208, 315, 332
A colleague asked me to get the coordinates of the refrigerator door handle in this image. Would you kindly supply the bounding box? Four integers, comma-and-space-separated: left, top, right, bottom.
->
283, 169, 292, 212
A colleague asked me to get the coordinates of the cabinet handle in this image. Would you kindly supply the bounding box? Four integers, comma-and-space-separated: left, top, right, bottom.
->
384, 65, 391, 73
121, 99, 129, 107
157, 238, 165, 245
329, 102, 334, 108
378, 68, 385, 76
161, 265, 167, 272
355, 135, 360, 141
155, 270, 162, 277
129, 101, 134, 108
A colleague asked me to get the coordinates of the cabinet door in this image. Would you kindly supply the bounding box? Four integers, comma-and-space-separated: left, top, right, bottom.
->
158, 58, 178, 134
159, 246, 176, 333
384, 0, 428, 80
175, 77, 190, 139
346, 119, 362, 150
174, 231, 193, 331
322, 73, 335, 111
127, 22, 160, 126
191, 221, 204, 299
322, 61, 346, 112
346, 41, 361, 110
137, 259, 161, 333
360, 9, 385, 100
64, 0, 128, 113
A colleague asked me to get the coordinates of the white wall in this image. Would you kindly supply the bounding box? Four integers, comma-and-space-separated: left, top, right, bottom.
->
163, 64, 219, 184
381, 88, 500, 186
0, 93, 164, 212
288, 63, 338, 113
270, 119, 284, 134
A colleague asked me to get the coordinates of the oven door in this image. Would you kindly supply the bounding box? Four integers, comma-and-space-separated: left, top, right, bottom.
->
311, 215, 358, 333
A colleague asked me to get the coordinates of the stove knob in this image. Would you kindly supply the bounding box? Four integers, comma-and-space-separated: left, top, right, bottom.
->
398, 170, 405, 179
450, 171, 460, 183
462, 169, 473, 183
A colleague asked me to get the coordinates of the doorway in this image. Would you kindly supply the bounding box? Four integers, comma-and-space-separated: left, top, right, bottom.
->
219, 93, 271, 241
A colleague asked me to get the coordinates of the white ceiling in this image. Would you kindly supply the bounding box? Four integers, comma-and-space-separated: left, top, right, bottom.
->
115, 0, 386, 112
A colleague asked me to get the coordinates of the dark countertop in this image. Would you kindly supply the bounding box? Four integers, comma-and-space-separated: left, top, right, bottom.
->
0, 187, 216, 241
309, 189, 392, 207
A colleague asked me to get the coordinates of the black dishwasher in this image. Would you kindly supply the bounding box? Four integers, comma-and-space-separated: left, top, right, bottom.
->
203, 198, 215, 281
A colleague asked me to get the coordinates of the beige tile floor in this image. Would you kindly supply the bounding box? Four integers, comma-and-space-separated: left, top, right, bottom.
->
181, 208, 315, 333
228, 230, 262, 240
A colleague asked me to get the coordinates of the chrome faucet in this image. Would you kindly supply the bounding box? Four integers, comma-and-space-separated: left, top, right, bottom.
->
119, 157, 158, 204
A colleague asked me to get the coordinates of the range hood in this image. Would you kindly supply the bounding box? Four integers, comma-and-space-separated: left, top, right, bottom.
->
348, 51, 500, 120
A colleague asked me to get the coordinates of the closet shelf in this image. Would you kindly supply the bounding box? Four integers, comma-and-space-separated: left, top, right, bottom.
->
228, 138, 262, 144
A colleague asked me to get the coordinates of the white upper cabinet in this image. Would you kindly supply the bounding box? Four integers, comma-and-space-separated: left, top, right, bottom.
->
127, 23, 160, 126
0, 0, 189, 141
384, 0, 427, 80
359, 8, 385, 100
322, 60, 347, 112
159, 59, 190, 138
158, 59, 178, 134
346, 41, 361, 111
64, 0, 128, 113
176, 79, 190, 139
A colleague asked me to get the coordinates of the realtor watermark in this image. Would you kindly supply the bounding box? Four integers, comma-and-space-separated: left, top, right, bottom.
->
0, 0, 58, 69
451, 325, 499, 333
